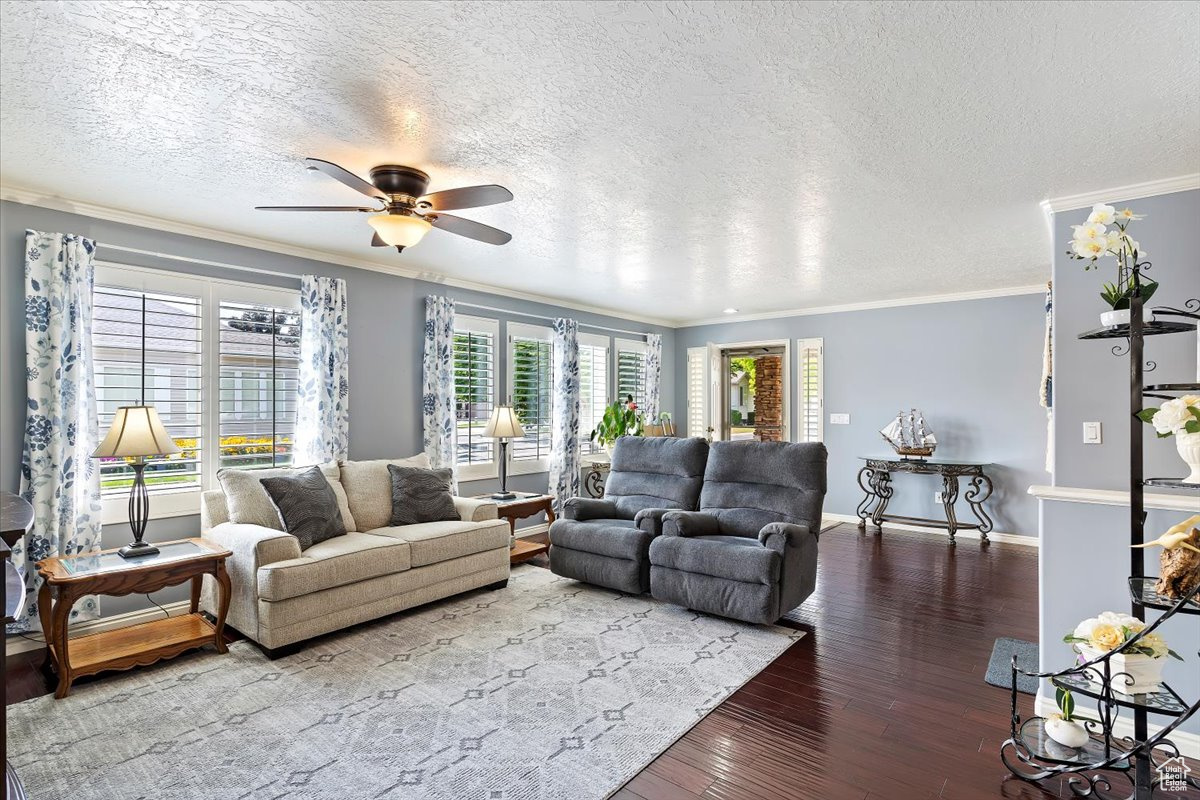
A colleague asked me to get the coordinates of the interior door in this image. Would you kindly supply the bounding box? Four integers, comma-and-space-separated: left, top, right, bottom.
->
686, 345, 720, 441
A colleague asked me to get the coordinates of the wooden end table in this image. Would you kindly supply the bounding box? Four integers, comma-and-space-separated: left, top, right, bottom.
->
474, 493, 555, 564
37, 537, 232, 698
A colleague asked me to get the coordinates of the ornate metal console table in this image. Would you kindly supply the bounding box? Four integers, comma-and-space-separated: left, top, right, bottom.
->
855, 456, 994, 544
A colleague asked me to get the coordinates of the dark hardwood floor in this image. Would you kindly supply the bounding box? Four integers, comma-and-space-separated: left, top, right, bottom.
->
6, 523, 1195, 799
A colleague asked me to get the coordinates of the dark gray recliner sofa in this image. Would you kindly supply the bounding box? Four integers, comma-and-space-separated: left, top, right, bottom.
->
649, 440, 827, 624
548, 436, 710, 594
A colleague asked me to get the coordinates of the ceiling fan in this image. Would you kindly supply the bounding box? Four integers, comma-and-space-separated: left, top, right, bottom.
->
256, 158, 513, 252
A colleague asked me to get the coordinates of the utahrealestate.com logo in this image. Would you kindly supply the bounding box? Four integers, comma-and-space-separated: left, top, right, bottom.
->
1157, 755, 1191, 792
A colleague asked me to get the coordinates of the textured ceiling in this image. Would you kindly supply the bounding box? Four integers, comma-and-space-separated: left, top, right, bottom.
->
1, 1, 1198, 323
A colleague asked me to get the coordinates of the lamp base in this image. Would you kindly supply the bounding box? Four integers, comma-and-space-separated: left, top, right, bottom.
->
118, 541, 160, 560
491, 491, 518, 501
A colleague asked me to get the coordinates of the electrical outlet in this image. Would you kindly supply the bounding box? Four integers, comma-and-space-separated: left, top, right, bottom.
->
829, 413, 850, 425
934, 491, 945, 504
1083, 422, 1103, 444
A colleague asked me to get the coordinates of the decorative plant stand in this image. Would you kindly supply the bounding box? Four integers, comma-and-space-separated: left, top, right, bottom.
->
1000, 288, 1199, 799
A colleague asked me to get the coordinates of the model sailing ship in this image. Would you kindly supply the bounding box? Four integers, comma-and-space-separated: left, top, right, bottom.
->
880, 409, 937, 458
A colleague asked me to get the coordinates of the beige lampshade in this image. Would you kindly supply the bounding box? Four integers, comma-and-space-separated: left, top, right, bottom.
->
483, 405, 525, 439
92, 406, 182, 458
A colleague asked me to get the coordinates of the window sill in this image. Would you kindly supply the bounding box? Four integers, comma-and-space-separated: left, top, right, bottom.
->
457, 463, 499, 482
100, 486, 203, 527
508, 460, 550, 477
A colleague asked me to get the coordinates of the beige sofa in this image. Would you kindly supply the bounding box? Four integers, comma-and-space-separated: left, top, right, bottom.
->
199, 456, 510, 655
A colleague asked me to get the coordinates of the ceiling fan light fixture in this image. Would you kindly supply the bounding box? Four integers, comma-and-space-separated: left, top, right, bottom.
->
367, 213, 432, 248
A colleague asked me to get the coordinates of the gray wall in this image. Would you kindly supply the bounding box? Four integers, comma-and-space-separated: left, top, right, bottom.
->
1, 199, 674, 618
674, 293, 1049, 537
1040, 188, 1200, 734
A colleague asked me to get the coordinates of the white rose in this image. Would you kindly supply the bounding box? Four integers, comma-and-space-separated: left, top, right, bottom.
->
1153, 398, 1195, 436
1073, 616, 1102, 640
1088, 204, 1117, 225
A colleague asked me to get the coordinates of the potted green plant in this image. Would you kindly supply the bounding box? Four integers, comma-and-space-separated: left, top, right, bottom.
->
589, 395, 643, 451
1066, 204, 1158, 327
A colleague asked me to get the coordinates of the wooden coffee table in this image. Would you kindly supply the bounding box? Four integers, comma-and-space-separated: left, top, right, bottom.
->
475, 493, 555, 564
37, 537, 231, 698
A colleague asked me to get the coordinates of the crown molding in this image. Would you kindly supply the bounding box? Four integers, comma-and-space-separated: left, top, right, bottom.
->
0, 184, 675, 329
1040, 173, 1200, 214
677, 284, 1047, 328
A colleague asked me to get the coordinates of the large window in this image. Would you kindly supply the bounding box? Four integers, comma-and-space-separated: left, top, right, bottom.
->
93, 284, 203, 496
218, 301, 300, 470
615, 338, 648, 406
578, 333, 609, 455
454, 315, 499, 479
508, 322, 553, 472
92, 265, 299, 522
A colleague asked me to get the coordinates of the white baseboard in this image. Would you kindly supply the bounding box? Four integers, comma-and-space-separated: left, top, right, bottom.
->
7, 527, 552, 659
823, 513, 1038, 547
1035, 691, 1200, 760
6, 599, 190, 657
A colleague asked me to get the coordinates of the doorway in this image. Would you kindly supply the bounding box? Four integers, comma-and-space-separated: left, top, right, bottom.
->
720, 344, 787, 441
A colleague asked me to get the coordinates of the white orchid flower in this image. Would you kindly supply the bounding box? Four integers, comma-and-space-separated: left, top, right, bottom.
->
1088, 204, 1117, 225
1073, 222, 1106, 241
1072, 236, 1109, 259
1116, 207, 1144, 221
1105, 230, 1124, 252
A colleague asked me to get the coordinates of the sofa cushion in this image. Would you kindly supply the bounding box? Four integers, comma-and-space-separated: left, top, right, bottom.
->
604, 437, 709, 518
218, 463, 357, 532
259, 466, 347, 550
340, 454, 430, 531
257, 532, 411, 602
549, 518, 651, 561
365, 519, 509, 567
387, 465, 460, 525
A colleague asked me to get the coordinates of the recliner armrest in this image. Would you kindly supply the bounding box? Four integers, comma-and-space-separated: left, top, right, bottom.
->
758, 522, 816, 553
563, 497, 619, 521
661, 510, 720, 538
453, 496, 498, 522
634, 508, 674, 536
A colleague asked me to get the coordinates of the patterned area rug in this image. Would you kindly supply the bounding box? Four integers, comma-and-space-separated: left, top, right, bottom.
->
8, 565, 803, 800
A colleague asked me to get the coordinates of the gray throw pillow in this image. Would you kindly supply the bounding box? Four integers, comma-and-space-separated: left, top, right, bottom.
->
259, 466, 347, 550
387, 465, 460, 526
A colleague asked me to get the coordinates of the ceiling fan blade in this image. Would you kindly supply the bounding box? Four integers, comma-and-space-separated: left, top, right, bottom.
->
256, 205, 377, 212
303, 158, 388, 200
420, 184, 513, 211
429, 213, 512, 245
371, 232, 387, 247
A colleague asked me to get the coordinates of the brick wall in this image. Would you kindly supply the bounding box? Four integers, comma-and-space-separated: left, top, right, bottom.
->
753, 355, 784, 442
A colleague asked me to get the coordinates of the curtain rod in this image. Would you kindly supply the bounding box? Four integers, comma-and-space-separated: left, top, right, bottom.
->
98, 244, 650, 338
453, 301, 649, 338
97, 243, 299, 280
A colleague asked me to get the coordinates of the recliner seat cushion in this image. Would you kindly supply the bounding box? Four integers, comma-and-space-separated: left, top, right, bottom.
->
365, 519, 509, 567
649, 535, 780, 585
257, 532, 411, 602
549, 518, 650, 561
604, 437, 709, 518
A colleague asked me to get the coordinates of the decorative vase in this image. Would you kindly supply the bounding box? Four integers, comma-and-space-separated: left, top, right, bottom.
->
1176, 431, 1200, 484
1100, 309, 1130, 327
1044, 716, 1090, 748
1077, 644, 1167, 695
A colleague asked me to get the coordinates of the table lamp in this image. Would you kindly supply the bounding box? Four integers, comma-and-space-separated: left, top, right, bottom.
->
483, 404, 525, 501
92, 405, 181, 559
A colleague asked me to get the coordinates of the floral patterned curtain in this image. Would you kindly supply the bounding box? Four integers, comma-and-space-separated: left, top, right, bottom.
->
296, 275, 350, 464
423, 296, 457, 475
645, 332, 663, 423
548, 318, 581, 510
11, 230, 104, 632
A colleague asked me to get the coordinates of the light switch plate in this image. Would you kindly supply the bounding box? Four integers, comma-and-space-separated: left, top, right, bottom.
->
829, 413, 850, 425
1083, 421, 1102, 444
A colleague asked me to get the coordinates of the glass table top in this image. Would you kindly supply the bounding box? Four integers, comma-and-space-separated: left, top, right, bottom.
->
860, 455, 991, 466
60, 541, 205, 576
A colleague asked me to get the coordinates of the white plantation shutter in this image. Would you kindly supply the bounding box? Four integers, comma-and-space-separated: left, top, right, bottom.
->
578, 333, 609, 455
797, 337, 824, 443
454, 315, 498, 477
686, 346, 709, 439
615, 339, 648, 406
509, 322, 554, 468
